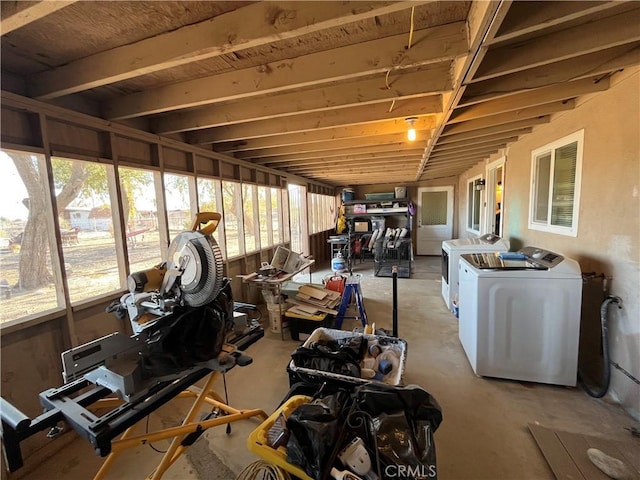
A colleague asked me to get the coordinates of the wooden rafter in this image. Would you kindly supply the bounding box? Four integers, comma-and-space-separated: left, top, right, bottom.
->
103, 21, 467, 119
1, 1, 77, 35
29, 1, 431, 100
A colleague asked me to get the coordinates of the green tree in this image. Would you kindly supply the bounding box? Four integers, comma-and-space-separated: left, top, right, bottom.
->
9, 153, 149, 290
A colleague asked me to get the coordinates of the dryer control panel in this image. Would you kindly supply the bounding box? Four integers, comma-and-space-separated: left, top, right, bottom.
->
519, 246, 565, 269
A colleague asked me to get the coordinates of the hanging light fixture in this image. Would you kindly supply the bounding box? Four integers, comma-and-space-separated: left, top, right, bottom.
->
405, 117, 418, 141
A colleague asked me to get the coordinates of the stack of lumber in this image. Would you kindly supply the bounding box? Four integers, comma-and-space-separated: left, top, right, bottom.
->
287, 284, 341, 316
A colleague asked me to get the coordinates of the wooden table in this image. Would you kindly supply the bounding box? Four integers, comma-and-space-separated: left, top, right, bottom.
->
238, 259, 315, 340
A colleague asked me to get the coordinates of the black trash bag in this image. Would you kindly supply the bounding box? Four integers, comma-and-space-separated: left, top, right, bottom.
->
286, 392, 350, 479
352, 384, 443, 480
290, 336, 366, 378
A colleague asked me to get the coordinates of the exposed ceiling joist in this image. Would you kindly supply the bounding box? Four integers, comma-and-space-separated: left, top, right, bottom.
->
104, 21, 467, 120
1, 1, 78, 35
252, 144, 423, 164
429, 146, 502, 161
449, 76, 609, 124
29, 1, 431, 100
442, 100, 575, 136
461, 43, 640, 106
234, 132, 430, 159
189, 96, 441, 144
287, 157, 421, 172
262, 151, 424, 168
152, 64, 452, 134
489, 1, 627, 45
215, 117, 436, 151
432, 138, 514, 154
474, 8, 640, 83
437, 127, 531, 145
439, 116, 550, 139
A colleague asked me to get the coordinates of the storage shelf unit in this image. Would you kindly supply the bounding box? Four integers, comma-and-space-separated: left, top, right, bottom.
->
342, 198, 413, 277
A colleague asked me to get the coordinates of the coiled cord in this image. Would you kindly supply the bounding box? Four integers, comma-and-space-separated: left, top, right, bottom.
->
236, 460, 291, 480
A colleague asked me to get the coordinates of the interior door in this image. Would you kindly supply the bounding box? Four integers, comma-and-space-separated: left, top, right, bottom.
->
417, 186, 453, 255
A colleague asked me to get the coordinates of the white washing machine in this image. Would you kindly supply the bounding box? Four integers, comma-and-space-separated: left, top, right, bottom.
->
441, 234, 509, 311
458, 247, 582, 386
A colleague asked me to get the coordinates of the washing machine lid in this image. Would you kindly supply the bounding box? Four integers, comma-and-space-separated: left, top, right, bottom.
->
443, 234, 508, 250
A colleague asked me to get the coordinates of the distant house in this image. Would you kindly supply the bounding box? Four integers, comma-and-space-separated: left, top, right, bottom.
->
63, 207, 111, 231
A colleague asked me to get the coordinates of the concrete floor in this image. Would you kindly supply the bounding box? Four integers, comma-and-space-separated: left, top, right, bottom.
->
14, 256, 639, 479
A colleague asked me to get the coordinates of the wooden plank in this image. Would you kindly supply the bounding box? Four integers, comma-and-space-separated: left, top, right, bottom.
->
30, 1, 429, 100
585, 437, 640, 480
188, 97, 441, 144
152, 65, 452, 134
555, 431, 611, 480
104, 22, 467, 119
442, 100, 575, 136
491, 2, 624, 45
253, 144, 424, 164
437, 127, 532, 146
528, 424, 586, 480
298, 285, 327, 301
476, 9, 640, 82
449, 77, 610, 124
434, 137, 517, 153
213, 118, 436, 151
439, 116, 550, 139
286, 157, 422, 171
288, 298, 338, 315
234, 132, 430, 158
1, 1, 78, 35
461, 43, 640, 107
614, 441, 640, 475
275, 152, 423, 167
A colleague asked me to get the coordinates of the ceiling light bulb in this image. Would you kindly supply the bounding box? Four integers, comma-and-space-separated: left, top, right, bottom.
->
405, 117, 418, 142
407, 127, 417, 142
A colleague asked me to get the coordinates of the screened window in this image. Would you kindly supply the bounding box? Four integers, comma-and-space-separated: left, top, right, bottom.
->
467, 176, 482, 234
257, 186, 270, 248
242, 184, 258, 253
529, 130, 583, 236
53, 157, 122, 303
222, 181, 243, 258
118, 166, 163, 274
164, 173, 195, 240
270, 187, 281, 245
0, 150, 63, 323
197, 177, 226, 258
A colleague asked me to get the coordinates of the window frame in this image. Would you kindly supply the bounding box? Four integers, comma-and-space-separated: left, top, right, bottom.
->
466, 174, 483, 235
528, 130, 584, 237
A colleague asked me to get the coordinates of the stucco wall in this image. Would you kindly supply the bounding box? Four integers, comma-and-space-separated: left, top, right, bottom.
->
458, 67, 640, 418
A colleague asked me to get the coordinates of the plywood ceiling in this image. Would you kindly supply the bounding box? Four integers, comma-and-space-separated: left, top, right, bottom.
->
2, 1, 639, 186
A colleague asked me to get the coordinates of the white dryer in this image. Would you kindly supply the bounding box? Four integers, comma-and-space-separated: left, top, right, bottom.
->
458, 246, 582, 386
441, 234, 509, 311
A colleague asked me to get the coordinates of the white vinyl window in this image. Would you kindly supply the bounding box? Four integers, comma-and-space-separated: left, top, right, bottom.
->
529, 130, 583, 236
466, 175, 483, 234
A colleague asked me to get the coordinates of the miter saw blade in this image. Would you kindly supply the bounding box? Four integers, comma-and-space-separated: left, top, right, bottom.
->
167, 231, 224, 307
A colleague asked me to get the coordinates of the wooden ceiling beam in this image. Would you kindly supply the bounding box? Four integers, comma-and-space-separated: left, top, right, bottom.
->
449, 76, 609, 124
433, 138, 514, 155
460, 43, 640, 106
29, 1, 429, 100
1, 1, 78, 35
437, 127, 532, 146
287, 158, 421, 173
474, 9, 640, 83
301, 168, 418, 179
442, 101, 573, 137
103, 21, 467, 119
439, 116, 551, 141
262, 151, 424, 168
152, 64, 452, 134
429, 147, 501, 162
214, 117, 436, 151
189, 97, 441, 144
490, 1, 628, 46
250, 144, 423, 164
234, 131, 430, 159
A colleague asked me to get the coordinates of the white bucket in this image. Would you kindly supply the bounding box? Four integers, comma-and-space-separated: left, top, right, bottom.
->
267, 303, 289, 333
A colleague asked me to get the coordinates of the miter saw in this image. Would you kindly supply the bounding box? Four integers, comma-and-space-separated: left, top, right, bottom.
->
61, 212, 251, 401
